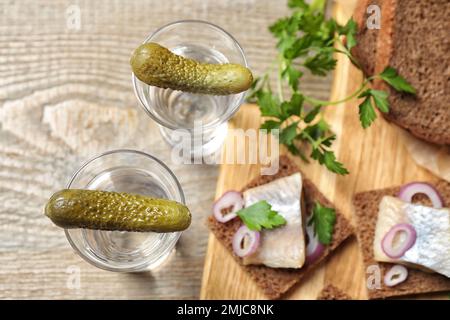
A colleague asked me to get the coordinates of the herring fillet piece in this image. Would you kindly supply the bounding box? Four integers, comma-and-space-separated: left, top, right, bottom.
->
242, 173, 305, 268
374, 196, 450, 277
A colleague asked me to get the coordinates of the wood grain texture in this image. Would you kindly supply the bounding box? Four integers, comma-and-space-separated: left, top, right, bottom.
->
0, 0, 336, 299
200, 0, 448, 300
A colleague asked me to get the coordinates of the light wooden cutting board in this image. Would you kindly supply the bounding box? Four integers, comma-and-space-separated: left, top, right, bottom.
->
200, 1, 446, 300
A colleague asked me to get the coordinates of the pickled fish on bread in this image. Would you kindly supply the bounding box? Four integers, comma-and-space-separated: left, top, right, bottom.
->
373, 185, 450, 278
240, 173, 306, 269
212, 169, 338, 269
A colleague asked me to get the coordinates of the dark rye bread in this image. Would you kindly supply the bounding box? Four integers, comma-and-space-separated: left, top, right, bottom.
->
352, 0, 382, 76
207, 155, 354, 299
379, 0, 450, 145
353, 0, 450, 145
317, 284, 352, 300
353, 180, 450, 299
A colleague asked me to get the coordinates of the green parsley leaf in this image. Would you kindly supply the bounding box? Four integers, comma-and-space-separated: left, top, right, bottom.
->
371, 90, 389, 113
284, 35, 314, 60
309, 202, 336, 245
302, 118, 329, 139
342, 18, 357, 50
280, 93, 304, 119
358, 95, 377, 129
277, 34, 297, 52
282, 64, 303, 91
304, 105, 322, 123
359, 89, 389, 113
304, 48, 337, 76
280, 121, 299, 145
297, 117, 348, 175
299, 10, 325, 34
257, 91, 281, 118
269, 17, 290, 37
379, 66, 416, 94
308, 148, 348, 175
261, 120, 281, 131
288, 92, 304, 116
288, 0, 309, 10
279, 101, 292, 119
309, 0, 326, 12
236, 200, 286, 231
323, 150, 349, 175
310, 148, 322, 161
321, 134, 336, 147
286, 142, 309, 162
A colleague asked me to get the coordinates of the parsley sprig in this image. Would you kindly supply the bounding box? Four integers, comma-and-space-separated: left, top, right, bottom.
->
309, 201, 336, 245
248, 0, 415, 174
236, 200, 286, 231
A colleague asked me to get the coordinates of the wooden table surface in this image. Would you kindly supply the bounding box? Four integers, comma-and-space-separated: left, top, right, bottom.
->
0, 0, 332, 299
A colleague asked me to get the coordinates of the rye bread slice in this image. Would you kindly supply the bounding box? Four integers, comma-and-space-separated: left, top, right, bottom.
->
317, 284, 352, 300
375, 0, 450, 145
353, 180, 450, 299
352, 0, 382, 76
207, 155, 354, 299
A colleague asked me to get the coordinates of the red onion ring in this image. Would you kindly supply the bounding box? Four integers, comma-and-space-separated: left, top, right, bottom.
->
213, 191, 244, 223
381, 223, 417, 259
305, 216, 325, 264
384, 265, 408, 287
397, 182, 443, 208
232, 225, 260, 258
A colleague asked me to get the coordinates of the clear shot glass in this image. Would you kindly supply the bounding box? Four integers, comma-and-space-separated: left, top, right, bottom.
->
132, 20, 248, 158
65, 149, 184, 272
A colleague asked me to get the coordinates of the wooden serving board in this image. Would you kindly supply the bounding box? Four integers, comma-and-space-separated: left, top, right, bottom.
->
200, 1, 446, 300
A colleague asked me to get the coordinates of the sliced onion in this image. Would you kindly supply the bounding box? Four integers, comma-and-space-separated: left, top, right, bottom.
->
381, 223, 417, 259
305, 216, 325, 264
232, 225, 260, 258
384, 265, 408, 287
213, 191, 244, 223
398, 182, 443, 208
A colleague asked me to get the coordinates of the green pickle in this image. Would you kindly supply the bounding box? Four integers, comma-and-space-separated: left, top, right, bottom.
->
45, 189, 191, 233
130, 42, 253, 95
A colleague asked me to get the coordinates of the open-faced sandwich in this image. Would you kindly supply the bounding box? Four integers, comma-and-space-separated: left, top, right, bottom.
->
354, 180, 450, 299
207, 156, 353, 299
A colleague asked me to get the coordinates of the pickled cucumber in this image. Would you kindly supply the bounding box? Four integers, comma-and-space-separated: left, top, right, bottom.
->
45, 189, 191, 232
130, 42, 253, 95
